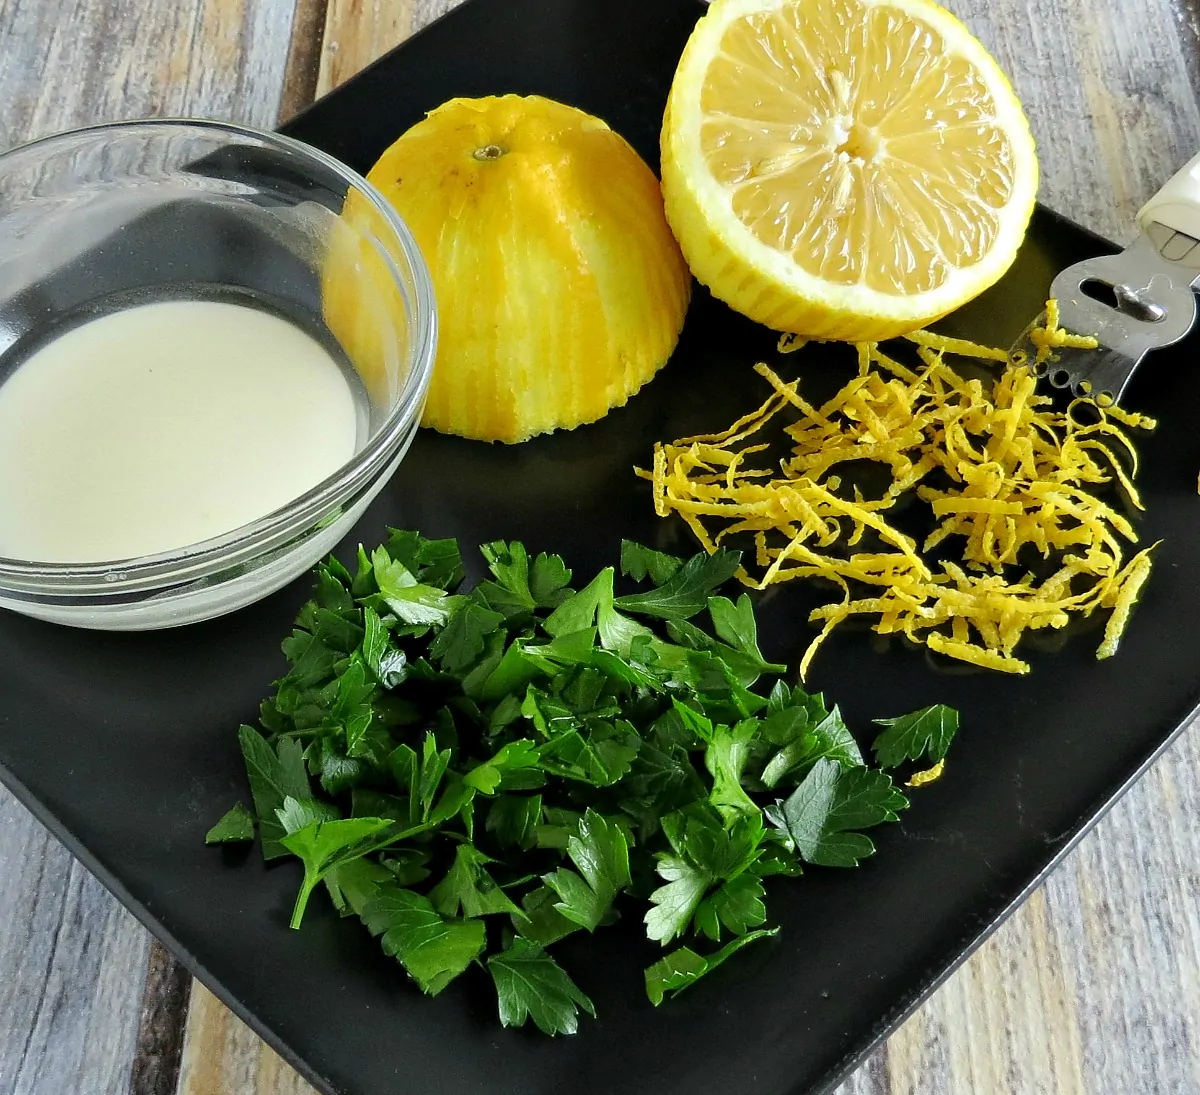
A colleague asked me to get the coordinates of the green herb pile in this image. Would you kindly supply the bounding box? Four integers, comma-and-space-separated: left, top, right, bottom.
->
208, 530, 959, 1034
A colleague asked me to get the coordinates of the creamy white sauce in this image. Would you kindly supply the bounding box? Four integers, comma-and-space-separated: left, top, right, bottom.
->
0, 299, 360, 563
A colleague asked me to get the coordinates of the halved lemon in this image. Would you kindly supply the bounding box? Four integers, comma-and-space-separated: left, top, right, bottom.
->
661, 0, 1039, 341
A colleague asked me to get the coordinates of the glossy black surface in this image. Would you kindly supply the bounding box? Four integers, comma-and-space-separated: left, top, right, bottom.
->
2, 1, 1199, 1093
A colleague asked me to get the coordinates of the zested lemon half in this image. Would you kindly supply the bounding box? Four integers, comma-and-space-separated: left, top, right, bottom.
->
327, 95, 691, 444
661, 0, 1039, 341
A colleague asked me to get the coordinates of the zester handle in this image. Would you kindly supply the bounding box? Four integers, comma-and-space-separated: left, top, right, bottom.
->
1137, 151, 1200, 272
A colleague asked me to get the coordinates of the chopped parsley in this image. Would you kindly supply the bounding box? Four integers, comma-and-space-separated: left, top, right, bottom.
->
211, 532, 959, 1034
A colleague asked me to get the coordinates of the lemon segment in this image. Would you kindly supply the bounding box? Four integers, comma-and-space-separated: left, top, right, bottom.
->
661, 0, 1039, 341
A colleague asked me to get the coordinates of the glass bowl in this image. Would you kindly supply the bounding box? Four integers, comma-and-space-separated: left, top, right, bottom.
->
0, 120, 436, 630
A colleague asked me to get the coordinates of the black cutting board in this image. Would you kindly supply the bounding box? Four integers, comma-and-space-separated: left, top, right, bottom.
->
3, 1, 1200, 1093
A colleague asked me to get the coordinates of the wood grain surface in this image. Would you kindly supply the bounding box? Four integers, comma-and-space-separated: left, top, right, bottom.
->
0, 791, 148, 1095
0, 2, 298, 1093
316, 0, 467, 96
129, 943, 195, 1095
0, 0, 1198, 1093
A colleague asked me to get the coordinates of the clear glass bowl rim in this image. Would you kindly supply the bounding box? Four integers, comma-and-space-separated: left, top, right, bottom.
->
0, 118, 437, 597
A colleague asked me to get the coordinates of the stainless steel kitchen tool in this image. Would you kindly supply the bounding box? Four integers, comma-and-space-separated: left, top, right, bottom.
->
1011, 152, 1200, 403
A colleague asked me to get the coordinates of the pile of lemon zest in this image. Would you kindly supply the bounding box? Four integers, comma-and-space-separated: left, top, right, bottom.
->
907, 760, 945, 787
646, 310, 1156, 678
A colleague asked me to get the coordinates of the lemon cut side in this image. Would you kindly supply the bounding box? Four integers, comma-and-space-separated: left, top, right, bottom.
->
661, 0, 1039, 341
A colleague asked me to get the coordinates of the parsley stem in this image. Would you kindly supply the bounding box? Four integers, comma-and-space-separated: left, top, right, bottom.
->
290, 870, 320, 930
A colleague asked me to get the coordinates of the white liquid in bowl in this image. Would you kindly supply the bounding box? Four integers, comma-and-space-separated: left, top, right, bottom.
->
0, 299, 361, 564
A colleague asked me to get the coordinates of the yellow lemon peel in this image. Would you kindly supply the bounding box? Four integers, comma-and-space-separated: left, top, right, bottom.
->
907, 761, 946, 787
327, 95, 691, 443
642, 304, 1156, 677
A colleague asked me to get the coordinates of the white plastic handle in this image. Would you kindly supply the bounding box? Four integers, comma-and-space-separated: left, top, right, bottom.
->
1137, 151, 1200, 241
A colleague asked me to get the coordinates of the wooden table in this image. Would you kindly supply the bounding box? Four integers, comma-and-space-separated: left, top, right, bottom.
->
1, 1, 1199, 1092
